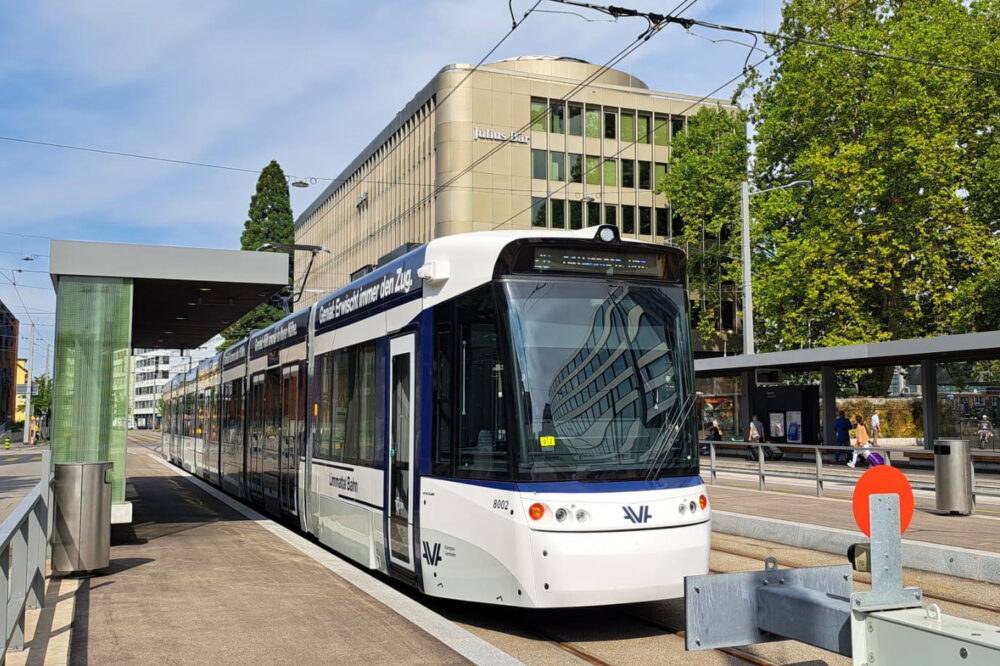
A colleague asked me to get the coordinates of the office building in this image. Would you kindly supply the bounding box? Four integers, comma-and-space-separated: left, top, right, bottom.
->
294, 56, 732, 319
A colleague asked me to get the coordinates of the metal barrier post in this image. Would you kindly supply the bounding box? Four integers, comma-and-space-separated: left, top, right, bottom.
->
757, 445, 766, 491
27, 502, 43, 609
815, 448, 824, 498
9, 524, 27, 651
709, 443, 717, 484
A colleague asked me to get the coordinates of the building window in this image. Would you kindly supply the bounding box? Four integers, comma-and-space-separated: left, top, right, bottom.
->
605, 205, 617, 227
568, 103, 583, 136
622, 159, 635, 188
585, 107, 601, 138
530, 99, 547, 132
550, 152, 565, 181
604, 110, 617, 139
637, 114, 650, 144
654, 114, 669, 146
531, 149, 546, 179
671, 115, 685, 142
639, 206, 652, 235
587, 201, 600, 225
551, 199, 565, 228
603, 159, 617, 186
569, 154, 582, 183
655, 162, 668, 187
638, 161, 651, 189
569, 200, 583, 230
656, 207, 670, 238
585, 155, 600, 185
531, 197, 547, 227
621, 111, 635, 143
550, 102, 565, 134
622, 204, 635, 234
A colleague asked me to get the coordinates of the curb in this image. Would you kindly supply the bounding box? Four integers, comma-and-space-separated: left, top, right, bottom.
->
713, 510, 1000, 584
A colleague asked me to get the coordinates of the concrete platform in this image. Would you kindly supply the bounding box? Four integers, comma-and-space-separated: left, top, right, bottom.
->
707, 483, 1000, 583
60, 445, 514, 665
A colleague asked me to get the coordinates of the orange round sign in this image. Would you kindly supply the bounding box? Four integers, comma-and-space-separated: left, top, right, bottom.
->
851, 465, 915, 537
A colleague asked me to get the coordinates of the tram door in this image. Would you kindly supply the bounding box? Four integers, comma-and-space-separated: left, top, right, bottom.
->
262, 368, 282, 516
279, 362, 303, 517
387, 335, 415, 571
247, 373, 265, 504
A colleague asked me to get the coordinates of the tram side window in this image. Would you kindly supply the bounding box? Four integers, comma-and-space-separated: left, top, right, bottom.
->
316, 354, 333, 459
433, 286, 509, 480
316, 342, 376, 466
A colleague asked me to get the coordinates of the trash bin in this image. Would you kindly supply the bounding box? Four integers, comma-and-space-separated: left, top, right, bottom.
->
934, 439, 974, 515
52, 461, 114, 572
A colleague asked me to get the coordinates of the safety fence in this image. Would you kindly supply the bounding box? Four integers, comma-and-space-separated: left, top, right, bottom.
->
700, 441, 1000, 499
0, 450, 52, 655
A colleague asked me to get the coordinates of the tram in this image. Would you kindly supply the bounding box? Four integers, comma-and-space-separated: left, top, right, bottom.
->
162, 225, 710, 607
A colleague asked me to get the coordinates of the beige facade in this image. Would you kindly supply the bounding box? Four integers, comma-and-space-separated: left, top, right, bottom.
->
294, 56, 732, 303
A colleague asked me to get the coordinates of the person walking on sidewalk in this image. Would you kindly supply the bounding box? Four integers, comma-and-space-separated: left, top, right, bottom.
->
746, 414, 765, 460
870, 410, 881, 445
833, 411, 852, 463
848, 415, 870, 468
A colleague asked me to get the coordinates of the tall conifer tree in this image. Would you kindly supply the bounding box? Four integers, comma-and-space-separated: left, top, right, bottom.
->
219, 160, 295, 349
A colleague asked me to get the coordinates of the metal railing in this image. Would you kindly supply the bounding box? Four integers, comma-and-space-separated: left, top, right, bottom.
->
700, 441, 1000, 498
0, 450, 52, 655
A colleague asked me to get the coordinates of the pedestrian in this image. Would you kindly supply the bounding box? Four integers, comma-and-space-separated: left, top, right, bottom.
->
746, 414, 765, 460
702, 418, 722, 455
833, 410, 852, 463
848, 415, 870, 468
870, 410, 881, 445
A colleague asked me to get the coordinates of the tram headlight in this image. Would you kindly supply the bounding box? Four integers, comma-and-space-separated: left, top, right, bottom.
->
699, 494, 708, 510
529, 503, 545, 520
575, 509, 588, 523
678, 503, 687, 515
689, 500, 697, 513
555, 508, 569, 522
598, 226, 616, 242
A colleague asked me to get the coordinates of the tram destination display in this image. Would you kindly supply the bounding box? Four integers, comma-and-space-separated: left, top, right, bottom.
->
530, 247, 665, 278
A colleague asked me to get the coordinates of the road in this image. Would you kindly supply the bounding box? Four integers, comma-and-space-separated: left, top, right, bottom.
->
0, 447, 44, 523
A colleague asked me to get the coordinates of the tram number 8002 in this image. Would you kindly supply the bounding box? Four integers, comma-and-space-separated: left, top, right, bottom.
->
492, 499, 510, 511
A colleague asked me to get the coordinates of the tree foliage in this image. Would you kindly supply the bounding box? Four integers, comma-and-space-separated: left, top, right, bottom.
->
738, 0, 1000, 370
32, 373, 51, 418
658, 105, 748, 340
219, 160, 295, 349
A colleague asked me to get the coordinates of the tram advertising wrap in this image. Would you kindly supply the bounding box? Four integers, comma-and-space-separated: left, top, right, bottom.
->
162, 226, 709, 607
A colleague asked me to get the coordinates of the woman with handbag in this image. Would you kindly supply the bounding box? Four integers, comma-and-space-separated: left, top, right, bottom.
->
847, 415, 870, 468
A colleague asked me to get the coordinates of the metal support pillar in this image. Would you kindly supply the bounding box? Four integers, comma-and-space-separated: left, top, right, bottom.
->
740, 370, 754, 440
921, 359, 938, 450
821, 365, 836, 450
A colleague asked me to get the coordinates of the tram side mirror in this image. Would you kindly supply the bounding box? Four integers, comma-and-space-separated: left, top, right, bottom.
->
847, 542, 871, 573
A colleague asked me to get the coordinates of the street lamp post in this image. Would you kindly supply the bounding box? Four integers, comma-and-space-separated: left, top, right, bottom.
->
740, 179, 813, 355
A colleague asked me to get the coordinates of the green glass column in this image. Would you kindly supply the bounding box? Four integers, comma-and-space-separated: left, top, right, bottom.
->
52, 277, 132, 504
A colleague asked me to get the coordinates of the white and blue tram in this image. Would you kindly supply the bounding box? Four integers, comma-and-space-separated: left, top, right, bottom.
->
162, 225, 710, 607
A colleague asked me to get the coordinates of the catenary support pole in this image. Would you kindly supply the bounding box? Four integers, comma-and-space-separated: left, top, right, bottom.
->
740, 181, 754, 355
22, 324, 34, 444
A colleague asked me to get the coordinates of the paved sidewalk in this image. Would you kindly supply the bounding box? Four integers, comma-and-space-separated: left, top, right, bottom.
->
67, 448, 474, 665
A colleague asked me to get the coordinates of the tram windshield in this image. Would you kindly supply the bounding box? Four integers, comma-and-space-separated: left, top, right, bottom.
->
502, 279, 697, 481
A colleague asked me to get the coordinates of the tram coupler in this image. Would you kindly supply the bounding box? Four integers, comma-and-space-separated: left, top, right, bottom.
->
685, 494, 1000, 664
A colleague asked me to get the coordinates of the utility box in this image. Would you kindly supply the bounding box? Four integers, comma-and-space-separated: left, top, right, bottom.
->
934, 439, 975, 515
52, 461, 113, 572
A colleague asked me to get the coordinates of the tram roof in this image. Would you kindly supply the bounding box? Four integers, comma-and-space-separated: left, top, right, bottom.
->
695, 330, 1000, 376
49, 239, 288, 349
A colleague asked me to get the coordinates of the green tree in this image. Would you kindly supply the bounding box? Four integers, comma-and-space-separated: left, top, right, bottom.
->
219, 160, 295, 349
32, 373, 51, 418
658, 105, 748, 341
738, 0, 1000, 393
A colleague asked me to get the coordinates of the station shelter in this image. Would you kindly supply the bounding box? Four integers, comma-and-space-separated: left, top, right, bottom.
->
694, 331, 1000, 449
48, 240, 287, 523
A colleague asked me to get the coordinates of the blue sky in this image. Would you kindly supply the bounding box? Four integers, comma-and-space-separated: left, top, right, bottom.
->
0, 0, 784, 361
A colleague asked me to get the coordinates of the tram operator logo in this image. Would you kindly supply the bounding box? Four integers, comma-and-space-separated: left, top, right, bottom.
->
422, 541, 443, 566
623, 505, 653, 524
